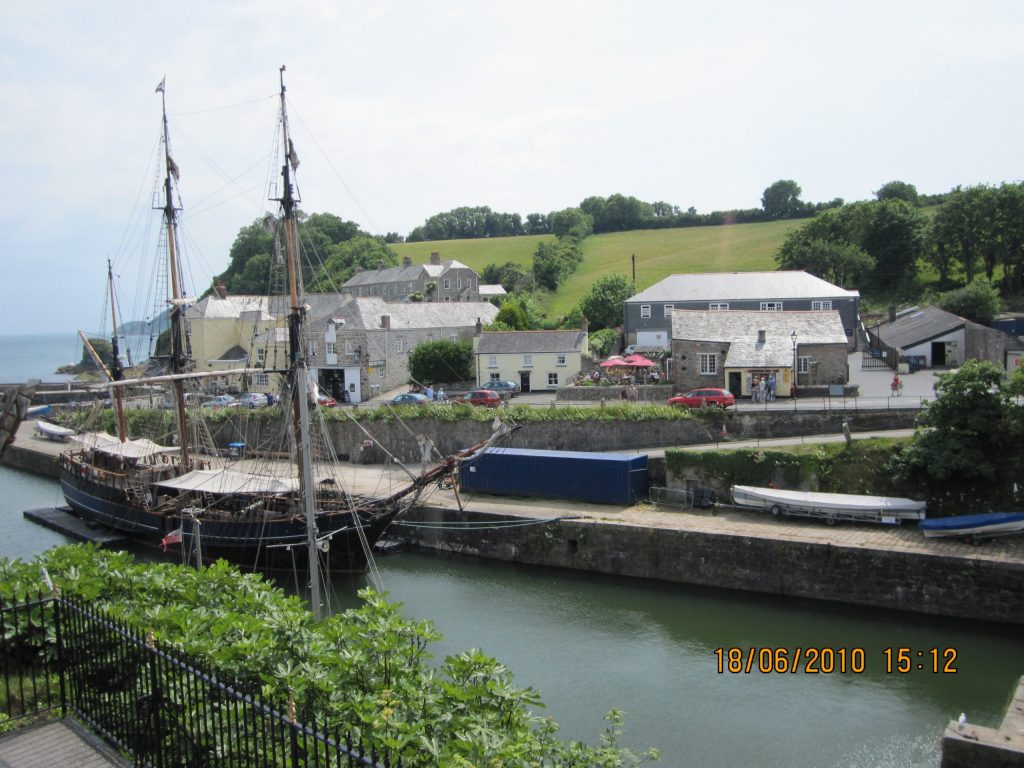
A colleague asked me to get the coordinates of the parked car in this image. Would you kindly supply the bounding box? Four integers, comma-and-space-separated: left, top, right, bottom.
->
203, 395, 240, 409
390, 392, 430, 405
238, 392, 269, 409
668, 388, 736, 409
480, 380, 521, 397
316, 395, 337, 408
459, 389, 502, 408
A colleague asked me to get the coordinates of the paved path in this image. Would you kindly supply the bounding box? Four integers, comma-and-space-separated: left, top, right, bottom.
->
0, 720, 130, 768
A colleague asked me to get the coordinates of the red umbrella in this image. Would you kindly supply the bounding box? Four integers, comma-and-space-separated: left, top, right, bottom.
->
623, 354, 655, 367
599, 357, 628, 368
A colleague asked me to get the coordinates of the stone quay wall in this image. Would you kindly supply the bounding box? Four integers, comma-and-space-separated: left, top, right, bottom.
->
400, 506, 1024, 626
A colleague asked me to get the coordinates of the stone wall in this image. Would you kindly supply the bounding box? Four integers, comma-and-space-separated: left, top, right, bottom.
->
555, 384, 673, 402
399, 506, 1024, 625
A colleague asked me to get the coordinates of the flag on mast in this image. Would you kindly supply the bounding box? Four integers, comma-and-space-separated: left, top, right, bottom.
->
160, 527, 183, 551
155, 77, 166, 94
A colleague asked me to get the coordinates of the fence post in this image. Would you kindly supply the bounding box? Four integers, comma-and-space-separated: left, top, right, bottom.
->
51, 590, 68, 717
146, 628, 166, 768
288, 691, 301, 768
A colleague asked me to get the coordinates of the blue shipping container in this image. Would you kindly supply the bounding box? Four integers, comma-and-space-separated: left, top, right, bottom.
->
458, 448, 648, 505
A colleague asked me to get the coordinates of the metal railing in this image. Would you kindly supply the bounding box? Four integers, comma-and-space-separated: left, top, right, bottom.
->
1, 593, 394, 768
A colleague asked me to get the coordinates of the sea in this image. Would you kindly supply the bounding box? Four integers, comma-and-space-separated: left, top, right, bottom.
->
0, 332, 155, 384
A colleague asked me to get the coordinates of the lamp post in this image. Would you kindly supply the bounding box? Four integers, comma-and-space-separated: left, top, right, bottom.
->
790, 330, 798, 397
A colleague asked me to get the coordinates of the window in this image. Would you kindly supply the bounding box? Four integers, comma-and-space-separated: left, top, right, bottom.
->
812, 300, 832, 311
663, 304, 674, 318
444, 296, 451, 302
345, 339, 358, 356
325, 342, 336, 356
699, 353, 717, 375
443, 278, 451, 289
548, 373, 559, 386
490, 373, 501, 382
256, 348, 266, 365
760, 302, 783, 311
523, 354, 533, 367
709, 303, 729, 311
640, 305, 652, 319
393, 337, 404, 353
307, 341, 318, 358
798, 356, 811, 374
457, 278, 463, 289
449, 333, 458, 342
556, 354, 566, 366
488, 355, 498, 368
254, 372, 269, 387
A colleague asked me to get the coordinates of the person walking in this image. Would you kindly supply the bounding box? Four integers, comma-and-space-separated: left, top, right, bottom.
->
768, 374, 777, 402
891, 374, 901, 397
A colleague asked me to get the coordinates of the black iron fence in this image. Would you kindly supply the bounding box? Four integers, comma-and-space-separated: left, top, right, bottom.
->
1, 593, 394, 767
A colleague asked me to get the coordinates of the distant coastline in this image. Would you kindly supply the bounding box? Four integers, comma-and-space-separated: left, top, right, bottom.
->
0, 332, 154, 384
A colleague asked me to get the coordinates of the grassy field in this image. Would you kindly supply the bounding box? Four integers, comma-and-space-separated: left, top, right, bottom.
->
390, 219, 805, 320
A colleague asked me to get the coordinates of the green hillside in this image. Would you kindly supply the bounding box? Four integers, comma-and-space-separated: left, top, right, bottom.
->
391, 219, 804, 320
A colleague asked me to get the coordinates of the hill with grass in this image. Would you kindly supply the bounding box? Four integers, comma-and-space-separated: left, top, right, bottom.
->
391, 218, 805, 320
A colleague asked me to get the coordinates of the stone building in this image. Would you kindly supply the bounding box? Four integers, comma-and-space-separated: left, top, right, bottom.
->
670, 310, 849, 398
474, 327, 588, 393
342, 252, 483, 303
626, 271, 860, 353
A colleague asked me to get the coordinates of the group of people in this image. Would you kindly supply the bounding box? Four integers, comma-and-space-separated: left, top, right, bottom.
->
422, 384, 446, 401
751, 374, 777, 403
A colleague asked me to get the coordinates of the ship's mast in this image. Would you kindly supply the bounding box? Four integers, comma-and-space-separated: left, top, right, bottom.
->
107, 259, 128, 442
277, 66, 322, 619
158, 80, 192, 471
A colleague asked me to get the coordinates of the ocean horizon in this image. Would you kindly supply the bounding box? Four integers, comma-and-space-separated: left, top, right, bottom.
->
0, 332, 154, 384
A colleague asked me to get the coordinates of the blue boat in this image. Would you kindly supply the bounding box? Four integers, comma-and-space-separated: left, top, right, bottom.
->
919, 512, 1024, 541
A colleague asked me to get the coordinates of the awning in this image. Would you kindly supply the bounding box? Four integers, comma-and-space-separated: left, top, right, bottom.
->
73, 432, 178, 459
155, 468, 298, 495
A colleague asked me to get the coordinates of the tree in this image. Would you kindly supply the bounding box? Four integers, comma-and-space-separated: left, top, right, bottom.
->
408, 339, 474, 384
875, 181, 919, 205
309, 237, 398, 291
588, 328, 618, 359
775, 233, 874, 288
579, 273, 633, 331
761, 180, 803, 219
934, 279, 1002, 325
549, 208, 593, 239
888, 360, 1022, 512
930, 186, 996, 285
492, 295, 542, 330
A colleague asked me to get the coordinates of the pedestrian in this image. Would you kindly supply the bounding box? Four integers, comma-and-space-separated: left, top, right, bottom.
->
751, 376, 759, 402
425, 384, 434, 401
891, 374, 900, 397
768, 374, 777, 402
437, 387, 446, 401
758, 376, 767, 403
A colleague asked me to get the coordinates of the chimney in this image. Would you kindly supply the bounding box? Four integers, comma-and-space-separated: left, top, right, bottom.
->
213, 281, 228, 299
757, 329, 766, 344
581, 316, 589, 334
381, 314, 390, 330
430, 251, 441, 265
378, 260, 386, 269
475, 317, 482, 336
888, 304, 897, 323
402, 256, 412, 267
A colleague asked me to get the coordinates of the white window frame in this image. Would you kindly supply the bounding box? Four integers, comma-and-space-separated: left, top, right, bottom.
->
548, 372, 559, 386
254, 372, 269, 387
811, 300, 832, 311
443, 278, 451, 290
345, 339, 358, 356
663, 304, 674, 318
489, 373, 501, 382
709, 303, 729, 311
256, 348, 266, 365
523, 354, 533, 367
640, 305, 652, 319
393, 336, 404, 353
307, 341, 318, 358
488, 355, 498, 369
798, 356, 811, 374
699, 353, 717, 375
556, 354, 566, 366
760, 302, 784, 311
325, 342, 336, 356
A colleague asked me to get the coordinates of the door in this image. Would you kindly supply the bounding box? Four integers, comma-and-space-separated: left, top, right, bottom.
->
728, 372, 741, 397
519, 371, 531, 393
931, 341, 946, 367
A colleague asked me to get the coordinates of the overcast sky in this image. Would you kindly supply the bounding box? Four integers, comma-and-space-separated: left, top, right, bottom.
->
3, 1, 1023, 334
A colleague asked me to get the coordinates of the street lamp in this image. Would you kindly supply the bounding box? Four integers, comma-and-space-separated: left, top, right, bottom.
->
790, 330, 798, 396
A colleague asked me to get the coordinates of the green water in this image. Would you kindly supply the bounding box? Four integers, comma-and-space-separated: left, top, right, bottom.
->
4, 465, 1021, 767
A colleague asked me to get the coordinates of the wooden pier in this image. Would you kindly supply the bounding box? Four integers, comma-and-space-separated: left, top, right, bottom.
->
23, 507, 127, 547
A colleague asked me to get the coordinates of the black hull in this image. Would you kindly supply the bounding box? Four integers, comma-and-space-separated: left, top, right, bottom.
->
59, 466, 401, 573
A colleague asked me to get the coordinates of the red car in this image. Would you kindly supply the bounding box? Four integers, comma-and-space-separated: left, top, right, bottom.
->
668, 388, 736, 409
460, 389, 502, 408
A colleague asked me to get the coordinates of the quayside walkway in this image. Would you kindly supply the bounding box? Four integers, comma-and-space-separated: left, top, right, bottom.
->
0, 719, 130, 768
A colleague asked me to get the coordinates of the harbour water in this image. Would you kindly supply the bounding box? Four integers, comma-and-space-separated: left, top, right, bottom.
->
2, 332, 1023, 766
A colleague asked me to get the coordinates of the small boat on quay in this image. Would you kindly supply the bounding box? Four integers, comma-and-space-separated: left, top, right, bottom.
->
731, 485, 927, 525
919, 512, 1024, 541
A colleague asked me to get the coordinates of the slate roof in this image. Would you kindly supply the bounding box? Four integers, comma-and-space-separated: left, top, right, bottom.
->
476, 330, 587, 355
627, 271, 859, 303
187, 295, 275, 320
342, 260, 473, 288
343, 297, 497, 330
672, 310, 847, 369
875, 306, 966, 350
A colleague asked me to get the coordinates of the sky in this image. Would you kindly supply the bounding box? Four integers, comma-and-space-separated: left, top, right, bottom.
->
2, 1, 1023, 335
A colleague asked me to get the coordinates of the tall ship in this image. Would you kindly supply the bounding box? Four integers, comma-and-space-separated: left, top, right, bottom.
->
58, 71, 486, 592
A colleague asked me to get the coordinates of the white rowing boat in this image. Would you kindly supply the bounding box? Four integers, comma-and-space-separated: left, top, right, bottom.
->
731, 485, 927, 525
